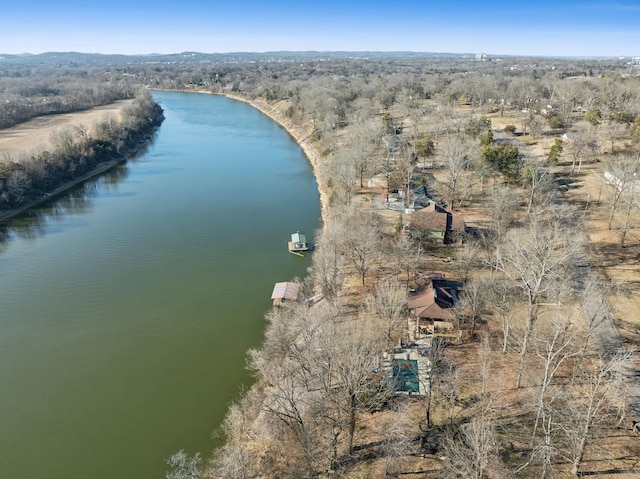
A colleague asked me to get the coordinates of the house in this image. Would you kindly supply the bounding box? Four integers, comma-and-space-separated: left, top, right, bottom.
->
408, 272, 461, 335
409, 203, 466, 244
382, 184, 434, 212
382, 135, 408, 156
271, 281, 300, 306
408, 273, 456, 321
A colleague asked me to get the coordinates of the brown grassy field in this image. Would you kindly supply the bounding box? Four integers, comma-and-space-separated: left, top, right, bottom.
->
0, 99, 133, 158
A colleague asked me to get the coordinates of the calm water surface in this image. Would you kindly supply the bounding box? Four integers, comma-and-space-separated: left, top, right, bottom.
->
0, 91, 320, 478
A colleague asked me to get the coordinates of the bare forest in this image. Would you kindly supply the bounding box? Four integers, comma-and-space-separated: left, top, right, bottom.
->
3, 52, 640, 478
0, 62, 164, 215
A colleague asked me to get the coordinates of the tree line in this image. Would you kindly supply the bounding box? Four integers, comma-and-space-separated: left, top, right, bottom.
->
0, 91, 164, 211
0, 72, 140, 129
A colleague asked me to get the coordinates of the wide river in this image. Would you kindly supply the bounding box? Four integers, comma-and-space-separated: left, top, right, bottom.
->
0, 91, 321, 478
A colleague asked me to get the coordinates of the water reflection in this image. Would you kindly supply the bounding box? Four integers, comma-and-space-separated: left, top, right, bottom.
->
0, 162, 131, 243
0, 131, 157, 246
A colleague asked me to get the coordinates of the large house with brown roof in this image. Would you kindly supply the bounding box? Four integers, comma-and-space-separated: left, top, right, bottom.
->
409, 203, 466, 244
408, 272, 461, 334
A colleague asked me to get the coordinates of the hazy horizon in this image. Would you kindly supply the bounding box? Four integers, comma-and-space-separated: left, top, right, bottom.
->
3, 0, 639, 57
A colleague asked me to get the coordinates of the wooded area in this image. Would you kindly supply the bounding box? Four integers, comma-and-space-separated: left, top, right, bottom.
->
147, 54, 640, 479
0, 63, 164, 214
2, 52, 640, 478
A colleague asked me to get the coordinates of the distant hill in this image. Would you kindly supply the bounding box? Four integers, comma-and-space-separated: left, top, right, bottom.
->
0, 51, 475, 68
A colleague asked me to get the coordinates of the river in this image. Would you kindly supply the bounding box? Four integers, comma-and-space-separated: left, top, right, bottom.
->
0, 91, 321, 478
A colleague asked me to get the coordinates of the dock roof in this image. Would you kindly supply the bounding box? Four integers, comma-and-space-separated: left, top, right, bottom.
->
291, 232, 306, 244
271, 282, 300, 301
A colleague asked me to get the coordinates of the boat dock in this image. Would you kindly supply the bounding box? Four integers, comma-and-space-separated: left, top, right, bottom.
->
288, 231, 309, 256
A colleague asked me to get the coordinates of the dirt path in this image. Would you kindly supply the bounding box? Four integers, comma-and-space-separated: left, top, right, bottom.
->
0, 100, 134, 158
569, 232, 640, 420
509, 127, 640, 421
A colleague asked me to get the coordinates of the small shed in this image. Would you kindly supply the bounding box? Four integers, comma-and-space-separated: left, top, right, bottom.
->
271, 282, 300, 306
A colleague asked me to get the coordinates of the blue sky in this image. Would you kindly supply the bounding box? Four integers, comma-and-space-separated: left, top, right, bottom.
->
2, 0, 639, 57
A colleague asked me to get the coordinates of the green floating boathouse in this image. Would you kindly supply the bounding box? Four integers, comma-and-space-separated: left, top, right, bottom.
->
288, 231, 309, 256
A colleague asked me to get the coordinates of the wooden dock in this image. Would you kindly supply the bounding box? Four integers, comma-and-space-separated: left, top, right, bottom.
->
288, 245, 305, 257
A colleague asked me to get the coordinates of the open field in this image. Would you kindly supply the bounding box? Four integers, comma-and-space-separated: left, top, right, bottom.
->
0, 99, 133, 158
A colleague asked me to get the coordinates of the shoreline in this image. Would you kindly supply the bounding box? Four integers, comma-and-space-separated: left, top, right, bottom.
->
0, 91, 329, 228
207, 91, 330, 226
0, 135, 156, 224
0, 158, 125, 223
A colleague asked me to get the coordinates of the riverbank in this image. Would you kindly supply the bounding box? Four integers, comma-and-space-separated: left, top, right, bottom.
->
0, 95, 163, 223
0, 91, 322, 479
147, 88, 330, 225
0, 157, 124, 223
212, 92, 330, 226
0, 136, 157, 223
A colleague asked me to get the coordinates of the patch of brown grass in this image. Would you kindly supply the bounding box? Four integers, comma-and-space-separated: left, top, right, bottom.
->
0, 100, 133, 157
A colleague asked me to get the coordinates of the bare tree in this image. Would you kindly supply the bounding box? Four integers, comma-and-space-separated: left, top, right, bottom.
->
322, 151, 358, 205
347, 116, 384, 188
380, 400, 417, 476
554, 80, 583, 128
605, 154, 640, 231
310, 233, 345, 302
454, 237, 483, 284
565, 126, 597, 175
5, 169, 31, 206
521, 160, 555, 215
365, 279, 408, 349
488, 185, 519, 245
247, 303, 327, 474
424, 336, 447, 429
339, 207, 383, 287
604, 120, 629, 155
389, 233, 418, 283
442, 415, 496, 479
439, 134, 476, 209
485, 278, 519, 353
454, 277, 484, 333
258, 355, 319, 472
561, 353, 630, 476
209, 403, 256, 479
166, 450, 203, 479
530, 319, 581, 443
315, 324, 387, 457
491, 217, 574, 388
477, 333, 492, 397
